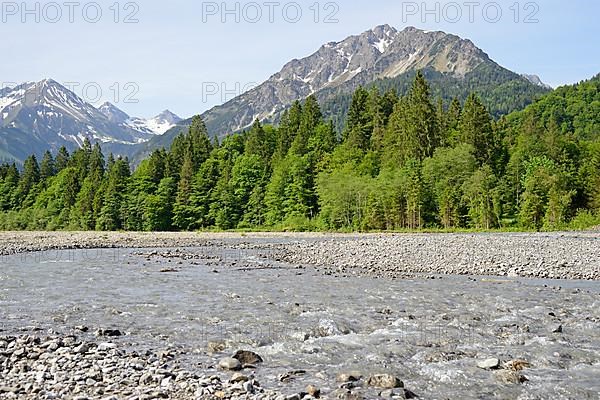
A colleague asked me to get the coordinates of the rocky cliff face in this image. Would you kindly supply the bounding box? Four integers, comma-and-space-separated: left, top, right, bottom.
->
200, 25, 493, 135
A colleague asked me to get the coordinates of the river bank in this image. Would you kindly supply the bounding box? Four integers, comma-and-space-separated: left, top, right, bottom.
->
1, 231, 599, 281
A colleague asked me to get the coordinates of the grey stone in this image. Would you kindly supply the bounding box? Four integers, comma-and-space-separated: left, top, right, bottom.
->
232, 350, 263, 365
367, 374, 404, 389
366, 374, 404, 389
218, 357, 242, 371
477, 358, 500, 369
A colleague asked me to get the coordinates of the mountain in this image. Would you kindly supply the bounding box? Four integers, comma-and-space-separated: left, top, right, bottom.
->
97, 101, 130, 125
148, 24, 550, 152
521, 74, 553, 89
209, 25, 494, 132
97, 102, 182, 136
0, 81, 179, 163
125, 110, 183, 136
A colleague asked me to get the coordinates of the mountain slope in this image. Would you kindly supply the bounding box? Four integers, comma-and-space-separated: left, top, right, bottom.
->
144, 25, 550, 158
505, 73, 600, 140
0, 82, 181, 163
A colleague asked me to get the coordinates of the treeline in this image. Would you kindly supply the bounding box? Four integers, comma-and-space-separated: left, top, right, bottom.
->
1, 72, 599, 231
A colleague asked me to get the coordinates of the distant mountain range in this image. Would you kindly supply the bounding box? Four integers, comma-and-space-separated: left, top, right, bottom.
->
0, 79, 180, 163
1, 25, 550, 164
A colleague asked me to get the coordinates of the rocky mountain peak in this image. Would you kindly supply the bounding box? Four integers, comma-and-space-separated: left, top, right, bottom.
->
521, 74, 552, 89
197, 25, 495, 136
154, 110, 182, 125
98, 102, 130, 124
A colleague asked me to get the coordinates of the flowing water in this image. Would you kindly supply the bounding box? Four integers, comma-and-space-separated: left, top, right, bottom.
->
1, 242, 600, 399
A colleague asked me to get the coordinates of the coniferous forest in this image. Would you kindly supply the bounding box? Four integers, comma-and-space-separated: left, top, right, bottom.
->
1, 72, 599, 232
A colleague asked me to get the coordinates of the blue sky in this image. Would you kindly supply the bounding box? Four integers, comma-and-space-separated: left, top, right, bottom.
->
1, 0, 598, 118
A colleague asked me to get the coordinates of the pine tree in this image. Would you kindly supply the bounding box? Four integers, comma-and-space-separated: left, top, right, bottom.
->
88, 143, 105, 178
143, 177, 176, 231
344, 87, 373, 150
70, 138, 93, 182
147, 149, 167, 185
300, 95, 323, 136
190, 157, 220, 228
0, 164, 19, 211
407, 71, 439, 158
245, 120, 271, 161
55, 146, 70, 172
447, 97, 462, 145
172, 150, 195, 230
459, 93, 496, 165
17, 155, 41, 206
40, 151, 56, 181
96, 157, 130, 231
167, 133, 189, 180
188, 115, 213, 169
371, 88, 398, 152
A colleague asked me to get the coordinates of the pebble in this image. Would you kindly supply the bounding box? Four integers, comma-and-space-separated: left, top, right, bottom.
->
232, 350, 263, 365
219, 357, 242, 371
229, 373, 249, 383
306, 384, 320, 398
366, 374, 404, 389
276, 233, 600, 281
477, 358, 500, 370
97, 343, 117, 352
74, 343, 89, 354
495, 370, 528, 384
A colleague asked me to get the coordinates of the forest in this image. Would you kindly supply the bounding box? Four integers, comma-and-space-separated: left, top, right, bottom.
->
1, 72, 599, 232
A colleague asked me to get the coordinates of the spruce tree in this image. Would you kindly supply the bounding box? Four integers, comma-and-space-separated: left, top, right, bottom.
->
40, 151, 56, 181
344, 87, 373, 150
172, 150, 195, 230
407, 71, 439, 158
188, 115, 213, 169
55, 146, 70, 172
459, 93, 496, 166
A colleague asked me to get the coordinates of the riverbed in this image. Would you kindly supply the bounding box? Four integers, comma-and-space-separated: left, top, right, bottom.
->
1, 237, 600, 399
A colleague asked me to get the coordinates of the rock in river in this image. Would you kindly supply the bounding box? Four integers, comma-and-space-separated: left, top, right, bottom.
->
366, 374, 404, 389
232, 350, 263, 365
477, 358, 500, 370
219, 357, 242, 371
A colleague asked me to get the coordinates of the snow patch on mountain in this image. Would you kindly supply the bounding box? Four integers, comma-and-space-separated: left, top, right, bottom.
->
373, 37, 393, 53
